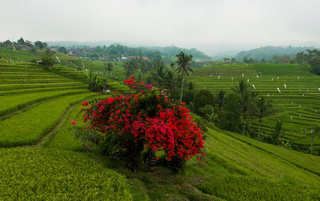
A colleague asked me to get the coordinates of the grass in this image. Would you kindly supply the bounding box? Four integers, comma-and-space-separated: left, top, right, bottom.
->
188, 64, 320, 146
0, 93, 97, 147
0, 89, 89, 117
0, 148, 132, 200
1, 55, 320, 200
45, 95, 110, 151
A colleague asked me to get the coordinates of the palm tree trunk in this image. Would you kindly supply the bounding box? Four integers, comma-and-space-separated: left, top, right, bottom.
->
242, 112, 247, 135
257, 119, 262, 139
311, 126, 314, 154
180, 75, 184, 103
243, 118, 246, 136
248, 114, 252, 130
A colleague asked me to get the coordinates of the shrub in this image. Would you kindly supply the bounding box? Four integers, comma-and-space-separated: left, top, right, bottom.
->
170, 88, 196, 104
193, 89, 215, 113
81, 76, 205, 173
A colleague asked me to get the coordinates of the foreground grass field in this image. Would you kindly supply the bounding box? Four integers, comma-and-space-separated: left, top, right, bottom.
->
188, 64, 320, 147
1, 60, 320, 200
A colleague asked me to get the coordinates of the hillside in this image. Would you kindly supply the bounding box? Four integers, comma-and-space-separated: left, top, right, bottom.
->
235, 46, 319, 61
188, 64, 320, 150
1, 61, 320, 200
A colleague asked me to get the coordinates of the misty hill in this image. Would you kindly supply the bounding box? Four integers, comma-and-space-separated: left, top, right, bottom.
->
235, 46, 319, 61
46, 41, 211, 59
141, 45, 211, 59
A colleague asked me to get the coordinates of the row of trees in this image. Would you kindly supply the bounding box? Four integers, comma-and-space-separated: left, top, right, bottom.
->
296, 49, 320, 75
242, 55, 295, 64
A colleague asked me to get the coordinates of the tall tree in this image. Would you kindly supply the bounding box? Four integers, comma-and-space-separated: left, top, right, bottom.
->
105, 63, 114, 74
231, 80, 252, 99
270, 120, 285, 145
310, 126, 320, 154
243, 56, 249, 63
124, 60, 138, 78
175, 51, 193, 102
254, 96, 275, 139
18, 37, 25, 45
151, 64, 168, 87
216, 90, 226, 111
247, 91, 259, 131
232, 80, 253, 134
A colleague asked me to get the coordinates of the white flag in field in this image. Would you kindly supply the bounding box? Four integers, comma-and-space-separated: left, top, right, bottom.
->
277, 88, 281, 93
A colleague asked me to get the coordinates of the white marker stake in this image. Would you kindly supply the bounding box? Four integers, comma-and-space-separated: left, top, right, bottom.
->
218, 75, 220, 79
247, 79, 249, 83
277, 88, 281, 93
267, 94, 269, 97
277, 77, 279, 80
284, 84, 286, 89
252, 84, 255, 89
256, 75, 259, 78
299, 105, 301, 107
272, 78, 274, 81
298, 77, 299, 80
231, 77, 233, 80
291, 116, 292, 119
242, 74, 244, 77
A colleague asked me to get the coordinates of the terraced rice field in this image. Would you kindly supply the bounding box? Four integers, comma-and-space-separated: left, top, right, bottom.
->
188, 64, 320, 146
1, 61, 320, 200
0, 62, 132, 199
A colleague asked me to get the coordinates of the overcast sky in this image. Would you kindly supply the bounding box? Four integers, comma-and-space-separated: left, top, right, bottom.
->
1, 0, 320, 55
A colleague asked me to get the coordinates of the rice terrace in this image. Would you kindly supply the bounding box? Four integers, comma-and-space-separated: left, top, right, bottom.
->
1, 40, 320, 201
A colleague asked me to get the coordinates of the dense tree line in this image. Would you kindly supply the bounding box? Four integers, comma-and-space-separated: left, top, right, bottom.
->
236, 46, 318, 61
296, 49, 320, 75
139, 46, 211, 59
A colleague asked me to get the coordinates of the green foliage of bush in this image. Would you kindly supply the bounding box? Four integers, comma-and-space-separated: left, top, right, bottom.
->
199, 176, 320, 201
170, 88, 196, 104
0, 148, 132, 200
193, 89, 215, 113
220, 92, 241, 132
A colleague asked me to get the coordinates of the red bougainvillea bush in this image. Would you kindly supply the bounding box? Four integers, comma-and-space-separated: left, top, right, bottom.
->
81, 76, 205, 172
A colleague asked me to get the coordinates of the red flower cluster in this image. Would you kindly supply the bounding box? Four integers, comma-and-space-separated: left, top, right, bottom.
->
82, 76, 205, 162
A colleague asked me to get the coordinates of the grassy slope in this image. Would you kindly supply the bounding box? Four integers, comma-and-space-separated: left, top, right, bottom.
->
2, 54, 320, 200
188, 64, 320, 146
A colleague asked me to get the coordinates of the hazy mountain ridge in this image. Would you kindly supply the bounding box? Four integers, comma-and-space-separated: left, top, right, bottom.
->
235, 46, 320, 61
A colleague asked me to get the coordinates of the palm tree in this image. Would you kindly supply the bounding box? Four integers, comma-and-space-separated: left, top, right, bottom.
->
231, 80, 251, 99
163, 70, 179, 91
241, 92, 252, 135
254, 96, 275, 139
216, 90, 226, 111
175, 51, 193, 102
232, 80, 252, 135
206, 106, 218, 125
170, 62, 176, 70
247, 91, 259, 131
188, 81, 198, 90
270, 120, 285, 145
151, 64, 168, 87
124, 60, 138, 78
